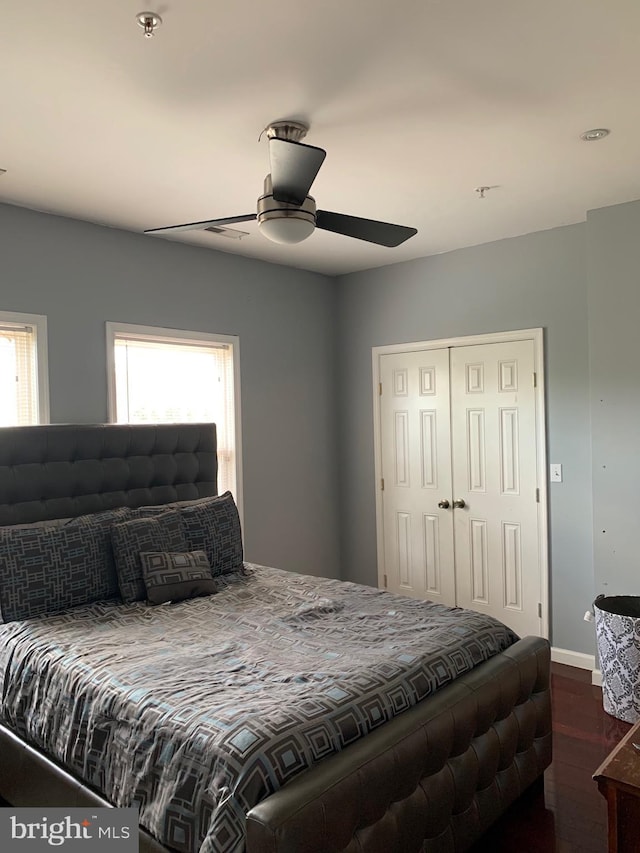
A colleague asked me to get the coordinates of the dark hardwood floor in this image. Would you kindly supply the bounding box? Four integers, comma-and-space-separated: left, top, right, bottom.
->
0, 663, 630, 851
471, 662, 631, 852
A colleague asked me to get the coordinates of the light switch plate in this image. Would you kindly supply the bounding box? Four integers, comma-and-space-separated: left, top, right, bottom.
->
550, 463, 562, 483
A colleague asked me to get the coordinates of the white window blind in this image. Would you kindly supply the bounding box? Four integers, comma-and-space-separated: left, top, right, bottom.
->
111, 329, 238, 496
0, 322, 39, 425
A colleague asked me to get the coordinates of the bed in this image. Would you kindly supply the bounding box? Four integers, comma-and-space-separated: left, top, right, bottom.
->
0, 423, 552, 853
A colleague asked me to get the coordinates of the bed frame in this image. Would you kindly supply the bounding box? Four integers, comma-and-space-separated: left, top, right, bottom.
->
0, 423, 552, 853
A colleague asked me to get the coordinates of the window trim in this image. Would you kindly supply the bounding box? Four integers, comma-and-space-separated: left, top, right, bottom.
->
0, 309, 50, 424
105, 321, 243, 521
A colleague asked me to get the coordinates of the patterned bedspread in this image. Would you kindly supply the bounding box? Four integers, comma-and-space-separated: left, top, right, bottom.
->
0, 564, 518, 852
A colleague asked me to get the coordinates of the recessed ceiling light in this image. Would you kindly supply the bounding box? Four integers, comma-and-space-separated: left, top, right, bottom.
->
580, 128, 610, 142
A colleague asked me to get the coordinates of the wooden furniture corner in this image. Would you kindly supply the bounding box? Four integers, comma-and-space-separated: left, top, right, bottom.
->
594, 716, 640, 853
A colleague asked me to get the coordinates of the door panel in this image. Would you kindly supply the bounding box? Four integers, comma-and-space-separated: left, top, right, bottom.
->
450, 339, 540, 636
380, 349, 455, 604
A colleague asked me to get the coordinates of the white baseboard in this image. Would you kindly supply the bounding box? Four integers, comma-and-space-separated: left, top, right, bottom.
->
551, 647, 601, 687
551, 646, 595, 670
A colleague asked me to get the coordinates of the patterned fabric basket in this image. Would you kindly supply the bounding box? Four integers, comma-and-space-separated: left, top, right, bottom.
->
594, 595, 640, 723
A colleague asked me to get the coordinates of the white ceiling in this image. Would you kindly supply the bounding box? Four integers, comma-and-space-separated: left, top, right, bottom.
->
1, 0, 639, 276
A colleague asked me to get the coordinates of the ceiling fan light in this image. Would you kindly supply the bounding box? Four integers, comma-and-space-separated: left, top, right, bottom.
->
257, 189, 317, 244
258, 216, 315, 244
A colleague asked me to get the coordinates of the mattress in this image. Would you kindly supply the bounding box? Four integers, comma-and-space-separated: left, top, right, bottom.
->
0, 564, 518, 853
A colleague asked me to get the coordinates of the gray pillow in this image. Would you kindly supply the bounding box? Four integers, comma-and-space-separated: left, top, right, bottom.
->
0, 507, 131, 622
138, 492, 243, 576
65, 507, 133, 598
111, 511, 188, 603
139, 551, 216, 605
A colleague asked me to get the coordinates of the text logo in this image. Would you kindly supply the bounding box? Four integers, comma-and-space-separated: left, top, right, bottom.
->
1, 808, 138, 851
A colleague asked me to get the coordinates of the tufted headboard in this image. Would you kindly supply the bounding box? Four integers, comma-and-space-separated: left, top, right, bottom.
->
0, 423, 217, 526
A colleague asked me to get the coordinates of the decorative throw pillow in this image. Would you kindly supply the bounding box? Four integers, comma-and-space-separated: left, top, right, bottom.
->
138, 492, 243, 576
139, 551, 217, 605
0, 506, 132, 623
111, 511, 188, 603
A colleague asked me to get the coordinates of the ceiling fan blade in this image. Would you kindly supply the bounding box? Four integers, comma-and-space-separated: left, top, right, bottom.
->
145, 214, 256, 235
316, 210, 417, 247
269, 138, 326, 206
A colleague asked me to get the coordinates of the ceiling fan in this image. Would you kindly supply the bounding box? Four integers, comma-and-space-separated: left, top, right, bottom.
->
144, 120, 417, 248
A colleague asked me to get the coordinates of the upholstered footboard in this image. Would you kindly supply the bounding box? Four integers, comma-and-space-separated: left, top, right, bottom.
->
0, 636, 551, 853
245, 635, 552, 853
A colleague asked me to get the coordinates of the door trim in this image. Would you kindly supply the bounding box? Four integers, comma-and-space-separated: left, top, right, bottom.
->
372, 328, 549, 639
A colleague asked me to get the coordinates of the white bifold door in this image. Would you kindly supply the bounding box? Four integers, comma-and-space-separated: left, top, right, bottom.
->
378, 335, 546, 638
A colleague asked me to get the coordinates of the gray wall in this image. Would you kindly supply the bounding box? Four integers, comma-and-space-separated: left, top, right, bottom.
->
0, 202, 340, 579
336, 224, 596, 655
4, 195, 640, 658
587, 199, 640, 597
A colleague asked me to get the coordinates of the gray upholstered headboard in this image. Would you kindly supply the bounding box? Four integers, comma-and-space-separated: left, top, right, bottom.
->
0, 423, 217, 526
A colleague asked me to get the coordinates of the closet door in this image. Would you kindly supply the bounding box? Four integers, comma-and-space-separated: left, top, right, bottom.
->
450, 339, 541, 637
379, 349, 455, 605
377, 336, 544, 638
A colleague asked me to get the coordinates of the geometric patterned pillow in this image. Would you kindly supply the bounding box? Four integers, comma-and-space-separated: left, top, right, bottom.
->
139, 492, 243, 576
0, 508, 130, 623
64, 506, 132, 599
111, 511, 188, 604
179, 492, 243, 576
139, 551, 216, 605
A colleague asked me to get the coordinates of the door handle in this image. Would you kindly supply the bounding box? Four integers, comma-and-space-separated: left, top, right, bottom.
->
453, 498, 466, 509
437, 499, 450, 509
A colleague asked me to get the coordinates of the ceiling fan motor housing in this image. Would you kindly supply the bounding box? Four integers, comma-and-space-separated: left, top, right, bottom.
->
257, 174, 316, 244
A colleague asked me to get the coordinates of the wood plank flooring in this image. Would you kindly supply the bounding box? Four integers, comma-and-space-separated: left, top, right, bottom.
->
471, 662, 631, 852
0, 663, 632, 851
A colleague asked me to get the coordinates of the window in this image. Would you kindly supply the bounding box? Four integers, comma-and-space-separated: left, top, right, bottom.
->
106, 322, 241, 501
0, 310, 49, 426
